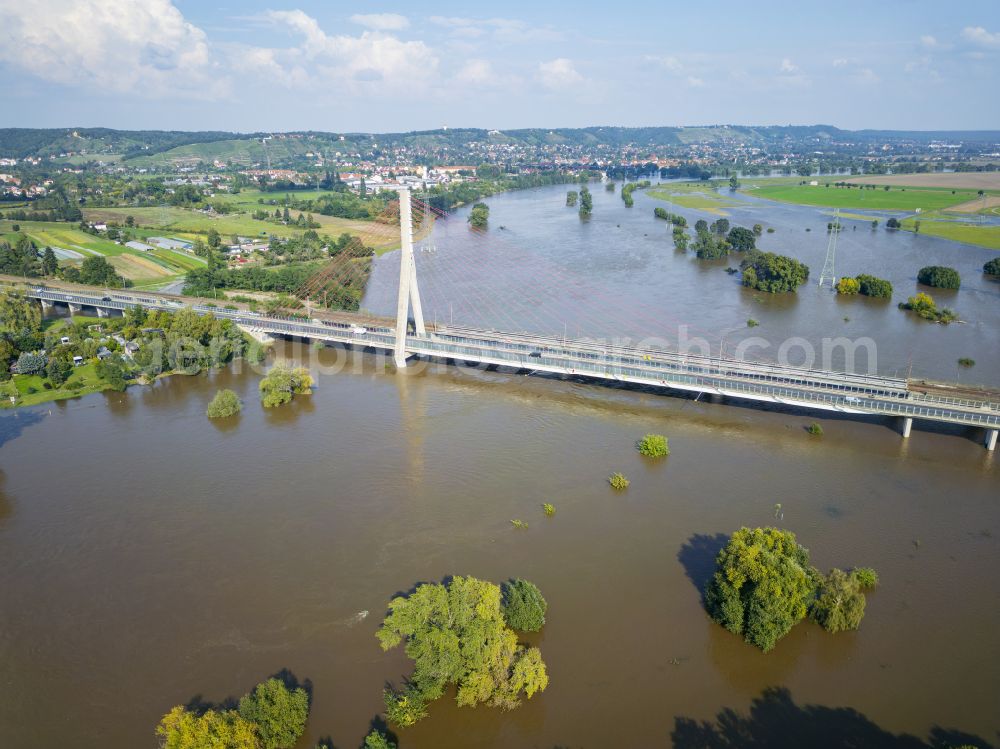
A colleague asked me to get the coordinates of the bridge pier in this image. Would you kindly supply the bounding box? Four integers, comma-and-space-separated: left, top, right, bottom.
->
393, 187, 424, 368
39, 299, 53, 312
987, 429, 998, 452
96, 307, 109, 318
901, 417, 912, 439
68, 303, 82, 316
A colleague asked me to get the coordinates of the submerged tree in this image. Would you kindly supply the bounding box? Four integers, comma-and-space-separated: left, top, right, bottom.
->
468, 202, 490, 229
207, 388, 242, 418
501, 579, 548, 632
810, 568, 867, 634
260, 365, 314, 407
376, 576, 548, 727
578, 186, 593, 217
237, 678, 310, 749
704, 527, 818, 652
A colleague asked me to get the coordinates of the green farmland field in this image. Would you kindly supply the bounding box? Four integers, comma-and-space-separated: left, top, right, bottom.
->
901, 214, 1000, 251
741, 183, 984, 212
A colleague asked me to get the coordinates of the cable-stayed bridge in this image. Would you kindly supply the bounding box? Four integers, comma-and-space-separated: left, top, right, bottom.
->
15, 187, 1000, 450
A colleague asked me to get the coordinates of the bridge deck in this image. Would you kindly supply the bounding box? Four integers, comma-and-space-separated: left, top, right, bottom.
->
22, 285, 1000, 437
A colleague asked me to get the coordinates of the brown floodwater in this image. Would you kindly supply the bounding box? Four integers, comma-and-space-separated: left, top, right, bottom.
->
0, 339, 997, 748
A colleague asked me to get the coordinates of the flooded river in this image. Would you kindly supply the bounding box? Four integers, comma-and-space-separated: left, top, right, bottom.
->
0, 183, 998, 748
366, 182, 1000, 385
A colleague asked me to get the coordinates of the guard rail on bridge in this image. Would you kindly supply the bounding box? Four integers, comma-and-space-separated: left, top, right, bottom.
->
25, 286, 1000, 449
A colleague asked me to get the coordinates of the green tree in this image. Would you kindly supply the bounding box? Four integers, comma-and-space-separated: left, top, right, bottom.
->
237, 678, 310, 749
260, 365, 313, 408
207, 228, 221, 249
468, 202, 490, 229
729, 175, 740, 191
207, 389, 242, 418
95, 354, 128, 391
15, 350, 47, 376
740, 250, 810, 293
752, 223, 763, 237
726, 226, 755, 252
835, 277, 860, 295
855, 274, 893, 299
710, 218, 730, 236
917, 265, 961, 290
363, 730, 397, 749
810, 568, 867, 633
0, 291, 42, 336
155, 706, 261, 749
78, 255, 126, 287
566, 190, 578, 207
501, 579, 548, 632
41, 246, 59, 276
636, 433, 669, 457
46, 356, 72, 386
578, 186, 593, 217
984, 257, 1000, 276
693, 231, 728, 260
376, 575, 548, 726
704, 527, 819, 652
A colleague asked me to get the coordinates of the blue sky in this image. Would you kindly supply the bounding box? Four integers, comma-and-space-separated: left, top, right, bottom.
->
0, 0, 998, 132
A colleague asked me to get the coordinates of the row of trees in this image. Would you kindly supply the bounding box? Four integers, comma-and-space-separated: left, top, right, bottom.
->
620, 180, 651, 208
835, 274, 893, 299
705, 527, 877, 652
156, 676, 312, 749
653, 207, 687, 227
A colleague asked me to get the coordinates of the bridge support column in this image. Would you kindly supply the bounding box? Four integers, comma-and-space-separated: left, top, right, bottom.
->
39, 299, 53, 312
68, 303, 82, 316
393, 187, 423, 368
96, 307, 109, 318
901, 417, 912, 439
987, 429, 998, 452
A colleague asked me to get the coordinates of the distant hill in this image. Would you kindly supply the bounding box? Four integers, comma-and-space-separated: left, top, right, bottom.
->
2, 125, 998, 165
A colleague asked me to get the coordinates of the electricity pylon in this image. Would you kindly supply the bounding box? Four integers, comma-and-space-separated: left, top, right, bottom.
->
818, 208, 840, 288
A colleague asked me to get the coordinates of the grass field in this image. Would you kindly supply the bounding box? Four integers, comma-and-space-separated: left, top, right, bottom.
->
901, 213, 1000, 250
844, 172, 1000, 191
0, 220, 197, 284
645, 183, 740, 215
83, 204, 400, 251
2, 362, 109, 409
741, 182, 983, 212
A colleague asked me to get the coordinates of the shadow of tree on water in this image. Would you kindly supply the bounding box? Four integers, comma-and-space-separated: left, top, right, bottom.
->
677, 533, 729, 603
671, 687, 995, 749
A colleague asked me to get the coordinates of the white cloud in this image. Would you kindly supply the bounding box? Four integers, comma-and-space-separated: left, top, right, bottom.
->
685, 76, 705, 88
0, 0, 224, 98
832, 58, 850, 67
350, 13, 409, 32
645, 55, 683, 73
263, 10, 438, 92
920, 34, 939, 49
779, 58, 798, 73
962, 26, 1000, 47
537, 58, 582, 89
855, 67, 880, 84
430, 16, 562, 43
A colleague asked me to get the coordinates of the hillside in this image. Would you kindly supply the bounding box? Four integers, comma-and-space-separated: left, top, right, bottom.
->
5, 125, 1000, 167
